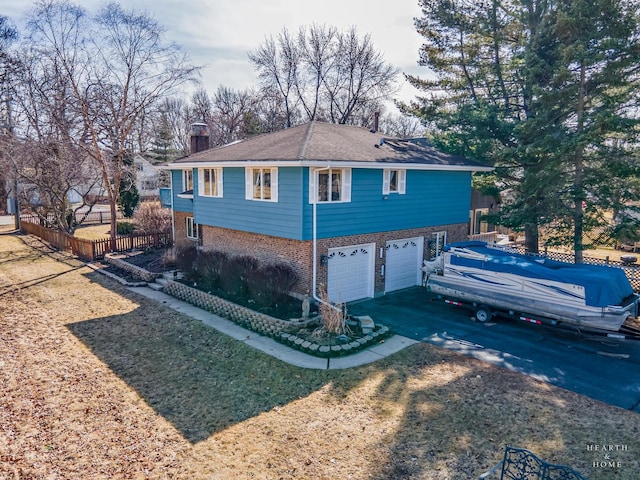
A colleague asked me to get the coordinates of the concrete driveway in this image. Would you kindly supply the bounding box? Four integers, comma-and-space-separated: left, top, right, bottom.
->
0, 215, 16, 226
348, 287, 640, 413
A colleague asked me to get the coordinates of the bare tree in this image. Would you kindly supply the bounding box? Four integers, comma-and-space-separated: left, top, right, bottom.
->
161, 97, 191, 155
252, 85, 294, 133
24, 1, 198, 246
210, 86, 259, 145
4, 8, 104, 232
10, 139, 103, 232
249, 24, 399, 127
380, 114, 424, 138
149, 97, 190, 160
190, 87, 212, 124
248, 32, 300, 128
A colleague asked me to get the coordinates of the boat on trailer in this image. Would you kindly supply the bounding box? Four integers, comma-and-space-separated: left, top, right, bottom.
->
422, 241, 639, 333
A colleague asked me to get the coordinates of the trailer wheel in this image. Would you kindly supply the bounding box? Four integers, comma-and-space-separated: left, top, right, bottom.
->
475, 306, 492, 323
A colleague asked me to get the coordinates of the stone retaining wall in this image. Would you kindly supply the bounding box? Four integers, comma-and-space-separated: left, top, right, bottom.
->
162, 280, 391, 357
104, 254, 162, 282
163, 280, 317, 335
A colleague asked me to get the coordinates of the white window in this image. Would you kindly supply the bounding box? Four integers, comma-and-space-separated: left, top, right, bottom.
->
383, 169, 406, 194
198, 168, 223, 197
245, 167, 278, 201
182, 169, 194, 192
310, 168, 351, 203
186, 216, 197, 239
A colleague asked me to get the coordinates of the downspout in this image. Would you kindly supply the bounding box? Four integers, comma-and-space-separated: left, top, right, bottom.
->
311, 166, 340, 313
170, 171, 175, 244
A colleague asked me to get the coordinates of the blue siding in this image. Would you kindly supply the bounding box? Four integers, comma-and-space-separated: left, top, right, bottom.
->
159, 188, 172, 208
174, 166, 471, 241
171, 170, 194, 213
302, 169, 471, 240
194, 167, 304, 239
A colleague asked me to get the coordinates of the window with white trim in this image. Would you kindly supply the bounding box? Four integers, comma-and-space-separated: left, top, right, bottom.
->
198, 168, 223, 197
245, 167, 278, 201
383, 169, 406, 194
182, 169, 194, 192
186, 216, 197, 239
310, 168, 351, 203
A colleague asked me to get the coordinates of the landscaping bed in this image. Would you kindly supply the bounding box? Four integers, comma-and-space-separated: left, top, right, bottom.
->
104, 248, 392, 357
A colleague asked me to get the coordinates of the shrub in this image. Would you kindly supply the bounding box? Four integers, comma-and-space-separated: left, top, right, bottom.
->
116, 221, 136, 235
133, 202, 172, 234
248, 263, 298, 307
197, 250, 228, 291
174, 241, 198, 280
220, 255, 259, 298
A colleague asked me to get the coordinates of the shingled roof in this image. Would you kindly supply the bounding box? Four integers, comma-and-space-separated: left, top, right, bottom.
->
171, 121, 491, 171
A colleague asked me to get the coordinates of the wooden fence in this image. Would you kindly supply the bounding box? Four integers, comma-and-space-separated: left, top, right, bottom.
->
20, 210, 122, 227
20, 217, 172, 261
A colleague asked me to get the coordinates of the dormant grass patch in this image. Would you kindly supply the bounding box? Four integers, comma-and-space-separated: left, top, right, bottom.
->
1, 231, 638, 479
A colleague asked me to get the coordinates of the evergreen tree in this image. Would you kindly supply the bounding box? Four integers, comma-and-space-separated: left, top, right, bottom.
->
404, 0, 640, 256
150, 112, 176, 162
117, 171, 140, 219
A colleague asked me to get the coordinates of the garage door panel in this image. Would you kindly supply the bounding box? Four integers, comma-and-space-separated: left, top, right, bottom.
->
327, 244, 374, 303
385, 237, 424, 292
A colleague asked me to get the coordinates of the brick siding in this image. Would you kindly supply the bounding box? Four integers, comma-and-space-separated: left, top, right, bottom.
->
173, 211, 198, 246
317, 223, 468, 295
196, 222, 468, 298
200, 225, 313, 296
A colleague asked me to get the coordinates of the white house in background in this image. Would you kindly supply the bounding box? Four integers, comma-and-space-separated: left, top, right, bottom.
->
133, 155, 160, 199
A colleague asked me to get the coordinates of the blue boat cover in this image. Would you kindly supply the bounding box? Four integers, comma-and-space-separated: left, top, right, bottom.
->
444, 242, 633, 307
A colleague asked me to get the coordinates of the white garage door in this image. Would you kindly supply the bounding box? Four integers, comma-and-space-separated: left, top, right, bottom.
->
385, 237, 424, 292
327, 243, 375, 303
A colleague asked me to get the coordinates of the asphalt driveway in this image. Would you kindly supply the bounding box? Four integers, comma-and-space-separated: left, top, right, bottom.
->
348, 287, 640, 413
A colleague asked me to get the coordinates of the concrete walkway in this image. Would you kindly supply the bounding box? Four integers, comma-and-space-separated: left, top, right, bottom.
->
128, 286, 418, 370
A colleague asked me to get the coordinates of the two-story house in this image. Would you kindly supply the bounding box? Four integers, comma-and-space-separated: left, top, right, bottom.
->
166, 121, 491, 304
133, 155, 161, 199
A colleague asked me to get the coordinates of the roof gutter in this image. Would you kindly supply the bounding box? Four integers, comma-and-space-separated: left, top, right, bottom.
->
161, 160, 493, 172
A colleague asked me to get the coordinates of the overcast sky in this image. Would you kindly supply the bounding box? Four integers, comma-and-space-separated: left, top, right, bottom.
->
3, 0, 429, 111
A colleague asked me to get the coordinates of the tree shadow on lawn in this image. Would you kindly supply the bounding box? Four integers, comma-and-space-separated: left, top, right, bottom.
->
66, 297, 340, 444
359, 345, 639, 480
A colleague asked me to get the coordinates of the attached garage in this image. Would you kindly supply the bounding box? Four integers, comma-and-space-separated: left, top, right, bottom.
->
384, 237, 424, 292
327, 243, 375, 303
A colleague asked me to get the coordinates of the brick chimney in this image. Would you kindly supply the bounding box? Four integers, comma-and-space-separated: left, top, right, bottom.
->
190, 122, 210, 154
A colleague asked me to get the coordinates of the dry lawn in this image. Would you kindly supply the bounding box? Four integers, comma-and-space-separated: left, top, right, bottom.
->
73, 224, 117, 241
1, 231, 639, 479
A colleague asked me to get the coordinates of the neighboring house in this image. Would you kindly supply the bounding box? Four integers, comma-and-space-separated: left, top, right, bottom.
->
166, 121, 491, 303
133, 155, 160, 199
470, 188, 499, 236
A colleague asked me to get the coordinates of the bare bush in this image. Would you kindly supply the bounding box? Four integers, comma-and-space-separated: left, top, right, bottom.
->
173, 241, 198, 280
197, 250, 228, 291
316, 286, 350, 336
247, 263, 298, 308
220, 255, 259, 297
133, 202, 172, 233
